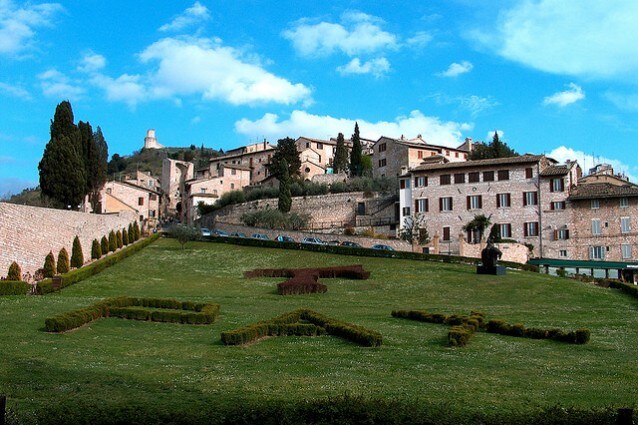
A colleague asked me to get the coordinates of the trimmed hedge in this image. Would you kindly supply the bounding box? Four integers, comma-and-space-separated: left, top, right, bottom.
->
486, 319, 590, 344
0, 280, 30, 295
221, 308, 382, 347
607, 280, 638, 299
44, 296, 220, 332
36, 233, 161, 295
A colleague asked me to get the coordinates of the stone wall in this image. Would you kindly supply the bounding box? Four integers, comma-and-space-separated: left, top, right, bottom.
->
0, 202, 136, 278
459, 238, 530, 264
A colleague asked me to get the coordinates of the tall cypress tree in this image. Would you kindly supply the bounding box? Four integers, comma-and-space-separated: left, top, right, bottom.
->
332, 132, 349, 173
268, 137, 301, 179
38, 101, 87, 209
349, 122, 363, 177
278, 159, 292, 213
79, 122, 108, 212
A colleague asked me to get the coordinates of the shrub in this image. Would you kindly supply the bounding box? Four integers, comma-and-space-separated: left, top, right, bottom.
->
116, 230, 123, 249
133, 221, 141, 240
128, 223, 135, 242
7, 261, 22, 281
574, 328, 591, 344
122, 228, 129, 245
108, 230, 117, 252
57, 247, 70, 274
91, 239, 102, 260
43, 251, 56, 278
100, 236, 109, 254
70, 235, 84, 268
240, 208, 310, 230
0, 280, 30, 295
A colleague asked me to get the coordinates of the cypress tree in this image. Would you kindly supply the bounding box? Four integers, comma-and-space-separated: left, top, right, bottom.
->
108, 230, 117, 252
91, 239, 102, 260
43, 251, 56, 278
80, 121, 108, 212
349, 122, 363, 177
133, 222, 141, 241
332, 132, 349, 173
70, 236, 84, 268
278, 159, 292, 213
57, 248, 70, 274
116, 230, 123, 249
7, 261, 22, 281
122, 228, 129, 245
128, 223, 135, 242
267, 137, 301, 179
100, 236, 109, 255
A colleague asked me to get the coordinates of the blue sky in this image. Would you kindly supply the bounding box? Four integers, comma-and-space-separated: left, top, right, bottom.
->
2, 0, 638, 196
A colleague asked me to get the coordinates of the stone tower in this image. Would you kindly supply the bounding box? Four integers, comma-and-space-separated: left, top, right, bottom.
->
144, 129, 165, 149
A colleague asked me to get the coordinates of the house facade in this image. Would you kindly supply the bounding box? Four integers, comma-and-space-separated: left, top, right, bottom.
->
101, 180, 161, 227
161, 158, 194, 217
205, 140, 274, 185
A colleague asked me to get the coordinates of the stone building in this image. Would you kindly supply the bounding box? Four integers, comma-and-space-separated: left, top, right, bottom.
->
204, 140, 274, 185
101, 180, 161, 227
143, 129, 165, 149
161, 158, 194, 217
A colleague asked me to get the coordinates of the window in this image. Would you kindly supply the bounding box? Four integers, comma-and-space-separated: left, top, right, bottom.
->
551, 201, 566, 210
378, 143, 386, 152
621, 217, 631, 234
559, 250, 568, 257
378, 158, 387, 167
498, 223, 512, 238
400, 179, 411, 189
468, 172, 480, 183
316, 142, 323, 149
402, 207, 410, 216
149, 210, 156, 218
590, 246, 605, 260
455, 152, 459, 158
305, 142, 310, 148
525, 167, 533, 179
230, 183, 235, 189
318, 155, 322, 163
592, 219, 601, 235
497, 193, 511, 208
415, 198, 429, 213
621, 197, 629, 208
231, 168, 236, 175
591, 199, 600, 209
439, 197, 453, 211
440, 174, 451, 185
138, 197, 144, 206
200, 188, 207, 193
454, 173, 465, 184
483, 171, 494, 182
418, 150, 423, 159
555, 228, 570, 240
497, 170, 510, 181
149, 194, 157, 201
106, 188, 112, 194
523, 191, 538, 206
622, 244, 632, 259
550, 178, 564, 192
442, 226, 451, 241
524, 222, 539, 237
467, 195, 482, 210
415, 176, 428, 187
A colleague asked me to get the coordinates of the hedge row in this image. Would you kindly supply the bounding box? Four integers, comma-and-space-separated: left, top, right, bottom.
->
486, 319, 591, 344
44, 296, 220, 332
0, 280, 30, 295
607, 280, 638, 299
221, 308, 382, 347
245, 265, 370, 295
37, 233, 161, 295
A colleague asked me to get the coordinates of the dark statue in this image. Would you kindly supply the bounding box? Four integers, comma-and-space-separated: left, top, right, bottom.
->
477, 238, 506, 275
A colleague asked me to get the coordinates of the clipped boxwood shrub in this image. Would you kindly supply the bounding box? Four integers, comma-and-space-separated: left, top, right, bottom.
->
6, 261, 22, 281
57, 247, 70, 274
70, 235, 84, 269
0, 280, 30, 295
43, 251, 56, 278
100, 236, 109, 256
91, 239, 102, 260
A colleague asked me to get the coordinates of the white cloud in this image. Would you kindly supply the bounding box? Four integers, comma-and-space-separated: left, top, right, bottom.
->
77, 51, 106, 73
486, 130, 505, 141
38, 69, 84, 99
235, 110, 472, 147
159, 2, 210, 32
283, 12, 398, 57
437, 61, 473, 77
406, 31, 433, 48
548, 146, 638, 183
604, 91, 638, 111
0, 81, 31, 99
336, 57, 390, 78
90, 74, 146, 108
0, 0, 62, 56
137, 37, 311, 105
543, 83, 585, 107
429, 93, 498, 117
473, 0, 638, 80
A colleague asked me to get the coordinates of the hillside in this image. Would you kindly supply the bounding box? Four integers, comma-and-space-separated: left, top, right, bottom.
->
107, 146, 220, 179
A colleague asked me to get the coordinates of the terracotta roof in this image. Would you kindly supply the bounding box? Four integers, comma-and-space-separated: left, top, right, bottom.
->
539, 164, 570, 176
412, 154, 546, 172
568, 182, 638, 200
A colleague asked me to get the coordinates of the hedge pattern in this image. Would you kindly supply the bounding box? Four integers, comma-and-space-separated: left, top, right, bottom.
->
245, 265, 370, 295
0, 280, 30, 295
36, 233, 161, 294
44, 296, 220, 332
221, 308, 382, 347
392, 309, 590, 346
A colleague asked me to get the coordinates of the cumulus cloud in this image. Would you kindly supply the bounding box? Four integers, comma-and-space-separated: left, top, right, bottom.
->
77, 51, 106, 73
235, 110, 472, 147
406, 31, 433, 48
90, 74, 146, 108
38, 69, 84, 99
336, 57, 390, 78
437, 61, 473, 77
282, 11, 398, 57
159, 2, 210, 32
0, 81, 31, 99
548, 146, 637, 183
430, 93, 498, 117
543, 83, 585, 107
472, 0, 638, 80
0, 0, 62, 56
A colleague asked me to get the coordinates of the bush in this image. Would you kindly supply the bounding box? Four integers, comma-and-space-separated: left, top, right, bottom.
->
70, 236, 84, 268
43, 251, 56, 278
100, 236, 109, 255
116, 230, 123, 249
57, 247, 70, 274
128, 223, 135, 242
0, 280, 30, 295
6, 261, 22, 281
122, 228, 129, 245
108, 230, 117, 252
133, 221, 141, 240
91, 239, 102, 260
240, 208, 310, 230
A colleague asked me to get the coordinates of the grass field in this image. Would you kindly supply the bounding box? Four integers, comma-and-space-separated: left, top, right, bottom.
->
1, 237, 637, 423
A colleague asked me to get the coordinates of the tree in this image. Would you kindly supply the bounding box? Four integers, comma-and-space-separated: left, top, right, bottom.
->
43, 251, 56, 277
100, 236, 109, 255
128, 223, 135, 242
169, 224, 200, 249
7, 261, 22, 281
349, 122, 363, 177
332, 132, 349, 173
399, 214, 431, 245
361, 154, 373, 177
268, 137, 300, 179
70, 236, 84, 268
133, 221, 141, 240
462, 214, 492, 243
116, 230, 123, 249
469, 131, 518, 160
57, 247, 70, 274
108, 230, 117, 252
84, 125, 108, 212
122, 228, 129, 245
107, 153, 127, 175
38, 101, 87, 209
278, 159, 292, 213
91, 239, 102, 260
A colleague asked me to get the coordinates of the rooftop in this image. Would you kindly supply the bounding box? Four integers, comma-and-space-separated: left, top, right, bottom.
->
568, 182, 638, 200
411, 154, 547, 173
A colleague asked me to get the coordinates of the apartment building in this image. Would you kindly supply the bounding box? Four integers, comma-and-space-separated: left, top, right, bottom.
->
204, 140, 274, 185
101, 180, 161, 226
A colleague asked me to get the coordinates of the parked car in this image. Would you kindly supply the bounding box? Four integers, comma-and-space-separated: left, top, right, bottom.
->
326, 240, 341, 246
340, 241, 361, 248
200, 227, 211, 237
302, 237, 325, 245
211, 229, 228, 237
372, 244, 394, 251
251, 233, 270, 240
229, 232, 246, 238
275, 235, 295, 243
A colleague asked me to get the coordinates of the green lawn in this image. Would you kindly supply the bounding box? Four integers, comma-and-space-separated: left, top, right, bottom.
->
1, 238, 637, 423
